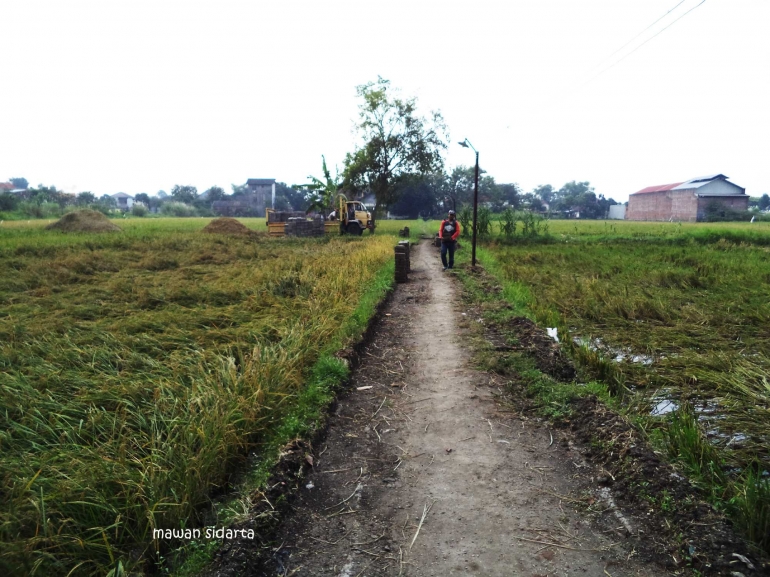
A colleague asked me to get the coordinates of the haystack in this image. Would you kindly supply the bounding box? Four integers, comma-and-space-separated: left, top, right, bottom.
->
46, 210, 122, 232
202, 217, 257, 236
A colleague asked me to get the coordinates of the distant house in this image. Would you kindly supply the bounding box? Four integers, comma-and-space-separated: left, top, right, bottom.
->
213, 178, 276, 217
0, 182, 14, 193
246, 178, 276, 215
111, 192, 134, 211
627, 174, 748, 222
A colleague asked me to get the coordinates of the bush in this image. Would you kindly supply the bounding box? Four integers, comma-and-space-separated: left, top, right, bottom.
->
131, 203, 149, 217
160, 201, 197, 217
18, 201, 63, 219
703, 201, 763, 222
0, 194, 19, 212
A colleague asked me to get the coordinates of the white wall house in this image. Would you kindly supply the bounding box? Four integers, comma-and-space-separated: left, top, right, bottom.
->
111, 192, 134, 211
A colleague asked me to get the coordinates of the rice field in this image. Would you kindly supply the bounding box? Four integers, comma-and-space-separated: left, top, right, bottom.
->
0, 218, 408, 575
478, 219, 770, 550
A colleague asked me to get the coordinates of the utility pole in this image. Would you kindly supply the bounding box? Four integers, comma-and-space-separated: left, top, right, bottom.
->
459, 139, 480, 267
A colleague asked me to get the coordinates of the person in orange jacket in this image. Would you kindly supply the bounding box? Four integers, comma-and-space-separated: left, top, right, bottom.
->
439, 210, 460, 270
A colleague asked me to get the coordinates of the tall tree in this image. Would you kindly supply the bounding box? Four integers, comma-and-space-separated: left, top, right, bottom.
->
388, 174, 441, 219
170, 185, 198, 204
759, 194, 770, 211
202, 186, 227, 202
498, 183, 521, 209
9, 177, 28, 189
533, 184, 555, 204
76, 192, 95, 206
343, 77, 448, 209
134, 193, 151, 206
275, 182, 308, 212
446, 165, 500, 209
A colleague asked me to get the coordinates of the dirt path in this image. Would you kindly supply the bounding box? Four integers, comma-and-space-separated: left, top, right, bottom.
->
214, 241, 667, 576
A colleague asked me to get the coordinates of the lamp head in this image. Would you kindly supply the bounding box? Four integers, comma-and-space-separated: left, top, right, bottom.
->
458, 140, 469, 148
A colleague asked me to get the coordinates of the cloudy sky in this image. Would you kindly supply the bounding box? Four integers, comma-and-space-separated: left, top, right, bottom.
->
1, 0, 768, 202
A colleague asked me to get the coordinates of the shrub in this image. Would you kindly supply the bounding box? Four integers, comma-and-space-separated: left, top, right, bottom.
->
500, 207, 517, 238
477, 206, 492, 237
131, 203, 149, 217
160, 201, 197, 217
18, 201, 63, 219
0, 193, 19, 212
458, 205, 472, 238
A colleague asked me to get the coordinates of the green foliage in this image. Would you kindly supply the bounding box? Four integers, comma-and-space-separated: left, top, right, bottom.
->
160, 201, 197, 217
294, 155, 341, 212
703, 200, 758, 222
0, 193, 18, 212
458, 205, 472, 238
135, 193, 151, 206
9, 177, 28, 189
131, 203, 149, 217
343, 77, 448, 209
529, 180, 618, 218
476, 224, 770, 555
477, 205, 492, 237
202, 186, 227, 203
500, 207, 516, 238
520, 211, 548, 236
76, 191, 96, 206
759, 194, 770, 211
170, 185, 198, 205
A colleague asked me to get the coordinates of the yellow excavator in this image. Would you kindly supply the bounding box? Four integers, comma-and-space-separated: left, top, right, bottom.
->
333, 193, 375, 235
265, 193, 375, 237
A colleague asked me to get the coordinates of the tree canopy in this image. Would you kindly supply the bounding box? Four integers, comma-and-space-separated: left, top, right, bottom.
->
9, 177, 28, 189
170, 185, 198, 204
343, 77, 448, 209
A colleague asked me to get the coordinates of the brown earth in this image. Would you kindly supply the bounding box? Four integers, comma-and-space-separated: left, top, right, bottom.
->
45, 209, 122, 232
207, 241, 763, 576
202, 217, 258, 236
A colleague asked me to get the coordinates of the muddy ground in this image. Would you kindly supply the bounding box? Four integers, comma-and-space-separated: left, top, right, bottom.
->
203, 241, 766, 577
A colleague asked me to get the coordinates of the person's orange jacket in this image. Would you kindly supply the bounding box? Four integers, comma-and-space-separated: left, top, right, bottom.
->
439, 219, 460, 241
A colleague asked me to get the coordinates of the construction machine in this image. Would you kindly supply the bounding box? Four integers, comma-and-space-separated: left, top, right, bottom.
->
334, 193, 375, 235
265, 194, 375, 237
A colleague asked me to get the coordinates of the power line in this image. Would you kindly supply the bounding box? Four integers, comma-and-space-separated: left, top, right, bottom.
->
587, 0, 688, 75
584, 0, 708, 85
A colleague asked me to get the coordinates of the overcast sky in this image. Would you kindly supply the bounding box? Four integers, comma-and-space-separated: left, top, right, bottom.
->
1, 0, 768, 202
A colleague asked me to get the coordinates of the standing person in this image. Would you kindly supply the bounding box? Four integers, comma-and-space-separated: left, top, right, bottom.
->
439, 210, 461, 270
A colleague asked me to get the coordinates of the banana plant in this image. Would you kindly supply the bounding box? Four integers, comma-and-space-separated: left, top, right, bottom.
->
292, 156, 342, 213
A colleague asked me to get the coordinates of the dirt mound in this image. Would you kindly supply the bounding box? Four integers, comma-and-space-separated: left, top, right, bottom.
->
46, 210, 122, 233
202, 218, 257, 236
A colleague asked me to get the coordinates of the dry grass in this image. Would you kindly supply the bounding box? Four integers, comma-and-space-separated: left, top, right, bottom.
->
0, 221, 396, 575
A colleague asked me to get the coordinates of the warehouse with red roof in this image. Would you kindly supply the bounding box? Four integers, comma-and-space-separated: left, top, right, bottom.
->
626, 174, 748, 221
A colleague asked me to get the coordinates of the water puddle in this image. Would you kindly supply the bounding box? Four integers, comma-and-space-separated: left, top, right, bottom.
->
651, 398, 679, 416
573, 336, 654, 365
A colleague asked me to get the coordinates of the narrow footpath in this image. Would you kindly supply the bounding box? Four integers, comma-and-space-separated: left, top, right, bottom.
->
213, 241, 666, 576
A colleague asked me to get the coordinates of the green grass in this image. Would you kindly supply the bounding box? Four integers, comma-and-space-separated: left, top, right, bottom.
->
0, 219, 400, 576
463, 220, 770, 554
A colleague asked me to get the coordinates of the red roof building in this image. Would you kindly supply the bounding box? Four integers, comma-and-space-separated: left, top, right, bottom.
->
626, 175, 748, 221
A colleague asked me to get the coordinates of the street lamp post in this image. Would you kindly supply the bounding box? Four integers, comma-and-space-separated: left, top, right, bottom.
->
458, 139, 479, 267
